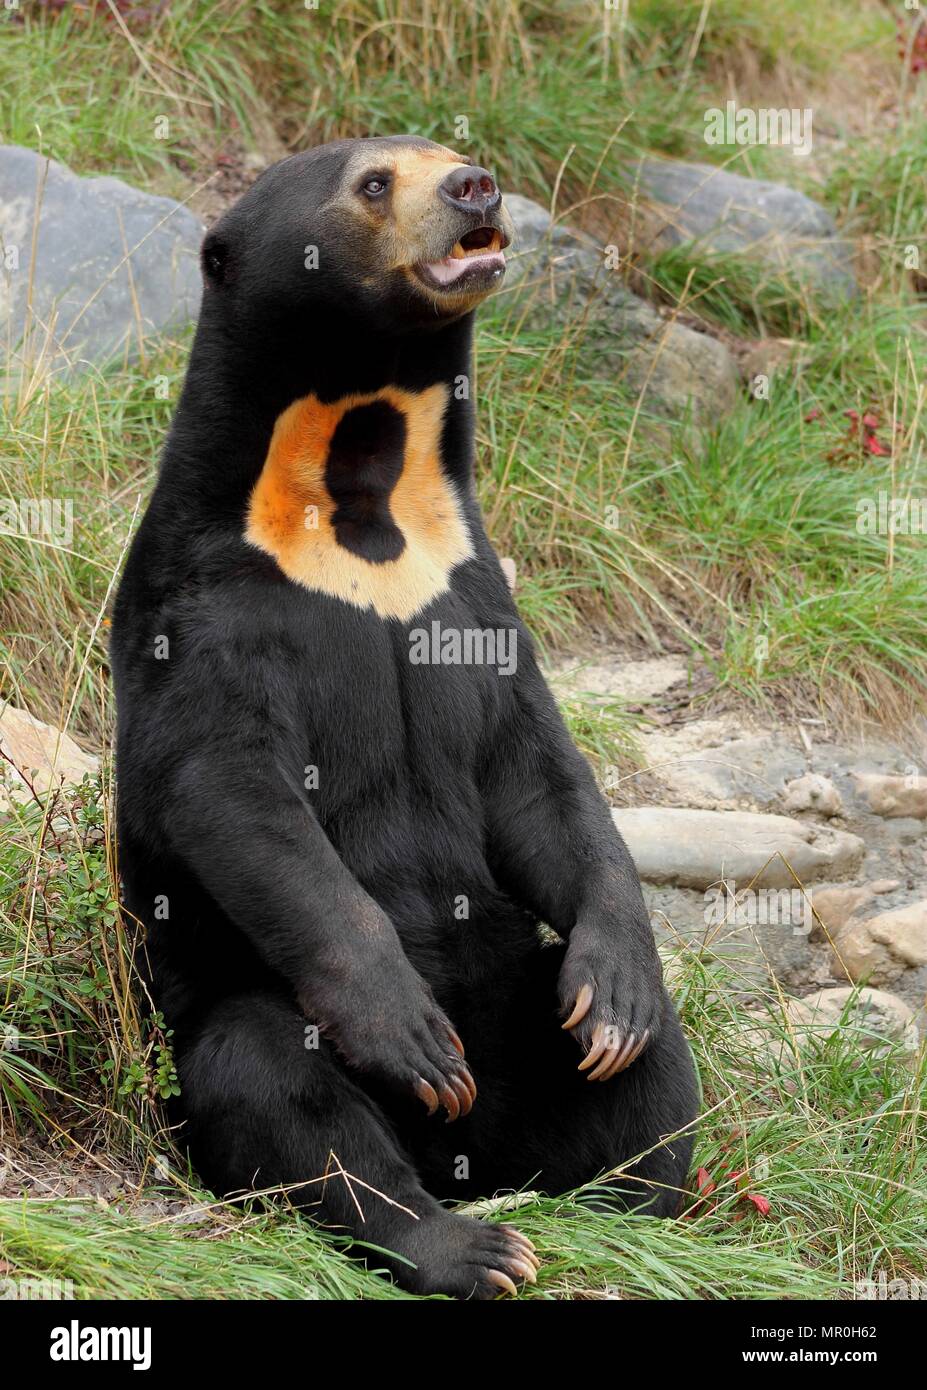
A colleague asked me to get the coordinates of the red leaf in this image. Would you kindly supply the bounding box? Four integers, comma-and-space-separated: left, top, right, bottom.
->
742, 1192, 771, 1216
865, 433, 890, 456
695, 1166, 717, 1196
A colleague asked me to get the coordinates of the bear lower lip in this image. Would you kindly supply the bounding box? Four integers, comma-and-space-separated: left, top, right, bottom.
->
416, 250, 506, 289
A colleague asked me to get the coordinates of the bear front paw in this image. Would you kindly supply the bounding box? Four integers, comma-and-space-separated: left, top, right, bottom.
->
557, 925, 665, 1081
303, 961, 476, 1121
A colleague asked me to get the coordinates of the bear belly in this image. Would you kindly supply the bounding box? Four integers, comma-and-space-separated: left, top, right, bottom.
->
295, 610, 525, 958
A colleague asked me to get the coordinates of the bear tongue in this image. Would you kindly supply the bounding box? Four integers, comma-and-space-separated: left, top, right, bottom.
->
425, 250, 505, 284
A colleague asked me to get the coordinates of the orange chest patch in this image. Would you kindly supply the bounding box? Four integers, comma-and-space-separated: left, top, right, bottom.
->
245, 383, 474, 621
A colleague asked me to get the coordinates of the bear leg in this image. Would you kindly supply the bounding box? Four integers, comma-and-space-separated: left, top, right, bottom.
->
174, 989, 538, 1297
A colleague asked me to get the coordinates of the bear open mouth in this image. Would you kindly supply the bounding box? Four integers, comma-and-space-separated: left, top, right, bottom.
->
415, 227, 506, 291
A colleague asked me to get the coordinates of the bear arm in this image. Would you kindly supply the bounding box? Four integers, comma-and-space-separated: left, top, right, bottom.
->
483, 663, 653, 946
166, 747, 422, 1002
159, 746, 474, 1101
483, 667, 665, 1063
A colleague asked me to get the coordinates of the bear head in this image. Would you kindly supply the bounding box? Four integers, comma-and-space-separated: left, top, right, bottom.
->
200, 135, 514, 334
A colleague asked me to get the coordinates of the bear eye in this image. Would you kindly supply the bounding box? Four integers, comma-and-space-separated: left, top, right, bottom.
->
360, 174, 389, 198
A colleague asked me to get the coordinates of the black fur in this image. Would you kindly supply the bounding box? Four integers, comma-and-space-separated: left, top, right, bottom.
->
327, 401, 407, 561
111, 136, 698, 1299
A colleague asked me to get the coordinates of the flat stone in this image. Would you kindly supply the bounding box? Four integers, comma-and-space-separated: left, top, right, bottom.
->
0, 704, 99, 810
0, 145, 203, 377
797, 987, 917, 1050
612, 806, 864, 889
835, 900, 927, 985
546, 653, 689, 703
633, 156, 857, 300
744, 987, 917, 1067
851, 772, 927, 819
638, 723, 807, 809
882, 818, 926, 845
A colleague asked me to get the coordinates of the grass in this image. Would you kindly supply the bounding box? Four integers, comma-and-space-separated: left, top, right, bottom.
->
478, 288, 927, 717
0, 1, 899, 204
646, 242, 818, 338
826, 114, 927, 291
1, 352, 177, 746
0, 1191, 835, 1301
1, 0, 927, 1301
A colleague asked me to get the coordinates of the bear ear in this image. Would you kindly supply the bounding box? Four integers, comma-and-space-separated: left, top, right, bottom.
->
201, 232, 232, 287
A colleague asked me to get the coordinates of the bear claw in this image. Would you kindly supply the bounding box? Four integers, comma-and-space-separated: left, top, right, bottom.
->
413, 1077, 440, 1114
562, 982, 594, 1030
499, 1232, 540, 1270
486, 1269, 519, 1296
580, 1027, 650, 1081
414, 1064, 476, 1121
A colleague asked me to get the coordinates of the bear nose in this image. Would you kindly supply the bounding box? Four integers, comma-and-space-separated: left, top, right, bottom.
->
438, 166, 500, 216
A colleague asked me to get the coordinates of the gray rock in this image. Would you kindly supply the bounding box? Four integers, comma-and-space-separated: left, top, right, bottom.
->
502, 192, 591, 265
613, 806, 864, 890
639, 721, 808, 810
782, 772, 842, 817
499, 193, 740, 421
633, 156, 857, 300
648, 880, 832, 993
882, 818, 926, 846
0, 145, 203, 375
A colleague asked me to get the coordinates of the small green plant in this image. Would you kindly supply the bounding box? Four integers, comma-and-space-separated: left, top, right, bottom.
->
0, 775, 165, 1146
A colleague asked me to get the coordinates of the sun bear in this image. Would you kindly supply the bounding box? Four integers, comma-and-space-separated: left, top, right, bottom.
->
111, 135, 698, 1299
